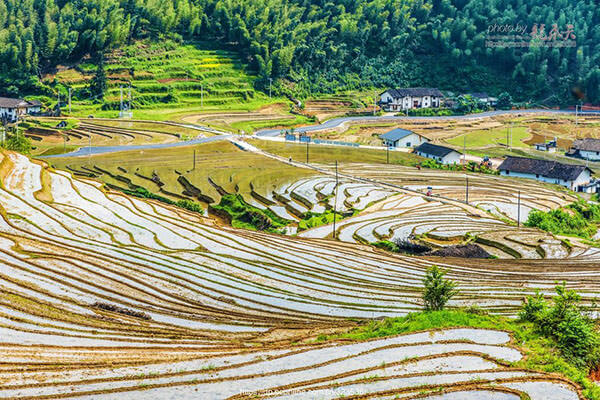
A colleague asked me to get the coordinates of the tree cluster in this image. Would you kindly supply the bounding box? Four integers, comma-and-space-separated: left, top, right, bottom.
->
1, 0, 599, 104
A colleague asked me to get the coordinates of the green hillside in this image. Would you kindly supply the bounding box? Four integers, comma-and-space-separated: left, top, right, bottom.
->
2, 0, 599, 106
47, 40, 277, 119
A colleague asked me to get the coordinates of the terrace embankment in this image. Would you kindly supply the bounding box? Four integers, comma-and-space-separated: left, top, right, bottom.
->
0, 149, 597, 398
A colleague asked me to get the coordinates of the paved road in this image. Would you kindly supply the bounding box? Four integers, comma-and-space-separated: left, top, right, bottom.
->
41, 134, 231, 159
256, 109, 599, 137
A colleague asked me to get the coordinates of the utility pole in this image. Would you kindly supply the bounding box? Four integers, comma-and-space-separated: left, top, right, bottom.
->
463, 134, 466, 165
465, 175, 469, 204
517, 190, 521, 228
120, 85, 124, 114
306, 139, 309, 164
128, 83, 132, 112
68, 87, 72, 114
386, 145, 390, 164
332, 160, 338, 239
373, 91, 377, 116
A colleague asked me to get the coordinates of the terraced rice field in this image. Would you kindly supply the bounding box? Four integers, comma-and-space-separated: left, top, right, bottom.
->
284, 173, 589, 259
0, 149, 596, 398
48, 141, 317, 210
27, 118, 206, 157
333, 164, 576, 221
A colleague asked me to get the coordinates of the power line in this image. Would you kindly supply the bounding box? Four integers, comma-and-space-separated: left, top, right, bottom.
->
332, 160, 338, 239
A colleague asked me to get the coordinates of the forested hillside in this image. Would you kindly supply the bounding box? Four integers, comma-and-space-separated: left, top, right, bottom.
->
1, 0, 599, 104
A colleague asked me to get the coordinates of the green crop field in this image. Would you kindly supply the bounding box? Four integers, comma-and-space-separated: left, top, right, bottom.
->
48, 140, 316, 206
250, 139, 424, 166
446, 126, 530, 149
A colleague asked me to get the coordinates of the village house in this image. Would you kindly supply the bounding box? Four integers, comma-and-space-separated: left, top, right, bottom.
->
0, 97, 42, 123
533, 138, 557, 153
380, 128, 429, 148
498, 156, 593, 192
414, 142, 462, 165
468, 92, 498, 107
567, 138, 600, 161
379, 88, 444, 112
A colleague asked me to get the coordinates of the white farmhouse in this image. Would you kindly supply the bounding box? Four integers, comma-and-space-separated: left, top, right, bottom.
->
379, 88, 444, 112
533, 138, 557, 153
468, 92, 498, 107
568, 138, 600, 161
380, 128, 429, 148
0, 97, 42, 123
414, 142, 462, 165
498, 156, 592, 192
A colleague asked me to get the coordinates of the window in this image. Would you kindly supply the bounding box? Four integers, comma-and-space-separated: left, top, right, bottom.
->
406, 142, 411, 147
536, 174, 539, 178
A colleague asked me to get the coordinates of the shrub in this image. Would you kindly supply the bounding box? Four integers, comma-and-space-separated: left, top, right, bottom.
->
212, 194, 288, 232
404, 107, 454, 117
393, 238, 431, 255
298, 210, 345, 231
175, 199, 203, 213
422, 265, 458, 311
372, 240, 399, 252
497, 92, 513, 110
520, 284, 600, 369
525, 202, 598, 239
2, 134, 32, 155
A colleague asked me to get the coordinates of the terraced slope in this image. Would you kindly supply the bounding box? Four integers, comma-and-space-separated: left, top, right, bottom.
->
333, 164, 576, 222
0, 326, 582, 399
47, 40, 274, 120
27, 118, 212, 157
0, 150, 596, 398
262, 169, 588, 259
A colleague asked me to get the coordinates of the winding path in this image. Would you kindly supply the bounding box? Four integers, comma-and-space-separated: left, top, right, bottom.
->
41, 134, 231, 158
256, 109, 598, 137
41, 109, 599, 158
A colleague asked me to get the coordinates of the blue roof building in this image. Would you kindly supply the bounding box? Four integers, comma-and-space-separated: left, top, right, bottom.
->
380, 128, 429, 148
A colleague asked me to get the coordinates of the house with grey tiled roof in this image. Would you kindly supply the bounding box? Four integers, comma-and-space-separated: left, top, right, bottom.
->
498, 156, 592, 191
568, 138, 600, 161
414, 142, 462, 165
379, 88, 444, 112
0, 97, 42, 123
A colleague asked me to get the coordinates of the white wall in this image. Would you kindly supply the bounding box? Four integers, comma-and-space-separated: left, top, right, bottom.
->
417, 150, 461, 164
0, 107, 18, 121
580, 150, 600, 161
500, 169, 591, 190
387, 133, 429, 148
441, 152, 462, 165
381, 93, 442, 111
381, 92, 394, 103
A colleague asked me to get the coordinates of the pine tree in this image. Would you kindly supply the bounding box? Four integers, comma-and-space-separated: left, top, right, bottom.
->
90, 55, 107, 99
422, 266, 458, 311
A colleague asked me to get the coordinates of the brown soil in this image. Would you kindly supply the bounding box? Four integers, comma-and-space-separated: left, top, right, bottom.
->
426, 243, 491, 259
589, 365, 600, 382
